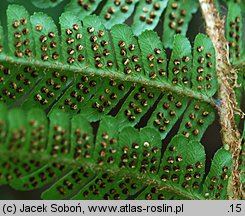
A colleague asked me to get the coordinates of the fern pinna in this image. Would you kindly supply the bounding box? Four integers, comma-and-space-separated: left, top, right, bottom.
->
0, 0, 244, 200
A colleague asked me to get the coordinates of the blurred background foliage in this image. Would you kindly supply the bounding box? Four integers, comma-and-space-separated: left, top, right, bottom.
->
0, 0, 71, 199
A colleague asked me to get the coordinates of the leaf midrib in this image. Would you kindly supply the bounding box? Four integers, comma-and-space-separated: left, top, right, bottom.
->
0, 53, 214, 106
0, 148, 205, 200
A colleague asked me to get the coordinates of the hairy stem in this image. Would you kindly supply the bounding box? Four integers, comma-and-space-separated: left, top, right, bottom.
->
199, 0, 242, 199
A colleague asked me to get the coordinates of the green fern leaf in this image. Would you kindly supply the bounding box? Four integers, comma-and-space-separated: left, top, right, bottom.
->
158, 135, 206, 199
202, 149, 232, 200
138, 30, 167, 80
59, 11, 87, 67
226, 1, 243, 64
41, 167, 95, 199
162, 0, 199, 48
99, 0, 139, 29
136, 187, 185, 200
225, 0, 245, 12
65, 0, 102, 19
0, 104, 232, 200
168, 34, 192, 86
0, 3, 239, 200
31, 0, 64, 9
71, 172, 144, 200
31, 12, 60, 62
192, 33, 217, 97
132, 0, 168, 35
178, 101, 215, 141
7, 5, 35, 58
62, 0, 199, 47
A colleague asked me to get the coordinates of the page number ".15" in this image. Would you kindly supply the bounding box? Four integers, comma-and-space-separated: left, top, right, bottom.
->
228, 204, 242, 213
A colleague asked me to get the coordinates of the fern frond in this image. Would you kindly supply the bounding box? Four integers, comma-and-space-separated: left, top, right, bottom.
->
65, 0, 102, 19
0, 5, 217, 144
162, 0, 198, 48
61, 0, 199, 47
0, 5, 216, 110
225, 1, 244, 126
0, 104, 232, 200
0, 3, 238, 200
226, 1, 243, 64
132, 0, 168, 35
